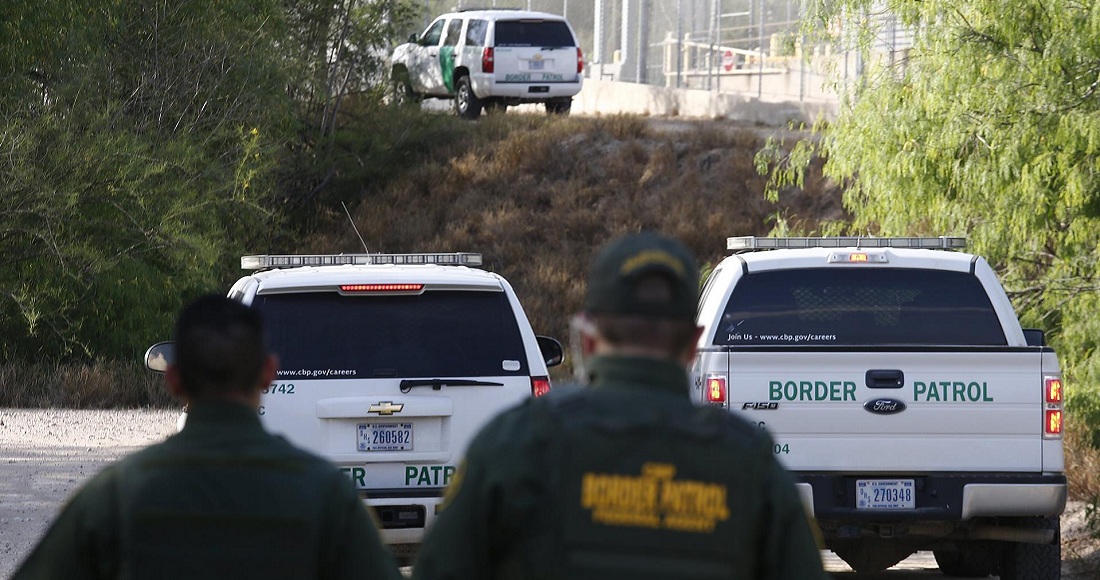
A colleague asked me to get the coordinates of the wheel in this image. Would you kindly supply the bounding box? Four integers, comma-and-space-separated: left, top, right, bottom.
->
999, 516, 1060, 580
389, 66, 417, 107
454, 75, 482, 119
933, 541, 999, 577
544, 98, 572, 115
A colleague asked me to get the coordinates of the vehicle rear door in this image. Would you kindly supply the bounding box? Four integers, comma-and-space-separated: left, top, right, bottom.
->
491, 18, 579, 85
251, 285, 536, 495
696, 265, 1045, 473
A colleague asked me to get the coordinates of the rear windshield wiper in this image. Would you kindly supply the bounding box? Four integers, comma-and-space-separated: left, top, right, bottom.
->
399, 379, 505, 393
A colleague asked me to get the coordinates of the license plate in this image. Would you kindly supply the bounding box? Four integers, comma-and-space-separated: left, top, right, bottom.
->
856, 479, 915, 509
529, 59, 545, 70
358, 423, 413, 451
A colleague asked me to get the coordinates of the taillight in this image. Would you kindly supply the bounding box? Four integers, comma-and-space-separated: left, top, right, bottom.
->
482, 47, 494, 73
339, 283, 423, 293
704, 374, 727, 408
576, 47, 584, 74
1043, 375, 1063, 438
531, 376, 551, 397
1045, 377, 1063, 403
1045, 410, 1063, 436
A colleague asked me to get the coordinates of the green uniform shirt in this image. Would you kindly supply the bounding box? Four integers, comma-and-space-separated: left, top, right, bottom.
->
13, 401, 402, 580
414, 355, 828, 580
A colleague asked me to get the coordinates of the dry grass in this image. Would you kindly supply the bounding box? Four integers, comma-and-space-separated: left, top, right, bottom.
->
0, 361, 173, 408
309, 113, 844, 367
1068, 420, 1100, 503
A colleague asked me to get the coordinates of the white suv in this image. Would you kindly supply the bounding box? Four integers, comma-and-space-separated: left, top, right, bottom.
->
390, 9, 583, 118
145, 252, 563, 563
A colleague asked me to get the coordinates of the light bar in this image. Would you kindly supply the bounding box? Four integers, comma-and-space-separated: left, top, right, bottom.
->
727, 236, 966, 251
241, 253, 483, 270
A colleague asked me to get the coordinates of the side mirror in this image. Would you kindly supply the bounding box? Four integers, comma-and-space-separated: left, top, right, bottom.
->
1022, 328, 1045, 347
536, 336, 564, 368
409, 33, 418, 43
144, 341, 175, 373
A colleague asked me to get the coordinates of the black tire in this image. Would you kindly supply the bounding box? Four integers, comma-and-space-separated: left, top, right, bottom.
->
390, 66, 417, 107
455, 75, 482, 119
999, 516, 1060, 580
933, 542, 999, 577
545, 98, 571, 115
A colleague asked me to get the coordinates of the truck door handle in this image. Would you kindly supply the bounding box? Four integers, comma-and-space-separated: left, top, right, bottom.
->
866, 369, 904, 389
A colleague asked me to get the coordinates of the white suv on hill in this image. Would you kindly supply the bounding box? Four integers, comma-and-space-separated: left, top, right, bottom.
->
390, 9, 583, 118
145, 252, 563, 563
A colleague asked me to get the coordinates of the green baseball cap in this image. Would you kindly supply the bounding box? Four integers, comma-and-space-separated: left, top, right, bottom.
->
584, 231, 700, 320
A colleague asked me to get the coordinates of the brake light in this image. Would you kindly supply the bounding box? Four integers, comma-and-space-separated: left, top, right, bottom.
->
531, 376, 551, 397
1045, 410, 1063, 436
1045, 377, 1063, 403
849, 252, 869, 262
704, 375, 727, 405
1043, 375, 1063, 439
576, 47, 584, 74
339, 284, 423, 293
482, 47, 494, 73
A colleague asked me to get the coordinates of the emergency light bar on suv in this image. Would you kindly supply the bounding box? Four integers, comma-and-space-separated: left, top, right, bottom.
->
727, 236, 966, 252
241, 253, 483, 270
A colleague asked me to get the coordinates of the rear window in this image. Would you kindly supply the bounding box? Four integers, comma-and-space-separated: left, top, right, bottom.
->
713, 268, 1006, 346
493, 20, 575, 47
255, 290, 530, 379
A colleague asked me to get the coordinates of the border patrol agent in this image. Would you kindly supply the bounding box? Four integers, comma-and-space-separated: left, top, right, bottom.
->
413, 232, 827, 580
13, 295, 403, 580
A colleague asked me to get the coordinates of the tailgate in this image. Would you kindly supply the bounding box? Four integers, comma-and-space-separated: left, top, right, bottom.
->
493, 46, 576, 83
706, 350, 1045, 472
492, 19, 577, 83
262, 376, 530, 491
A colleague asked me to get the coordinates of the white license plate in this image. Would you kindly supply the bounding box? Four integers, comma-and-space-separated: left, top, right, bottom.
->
856, 479, 915, 509
358, 423, 413, 451
529, 59, 545, 70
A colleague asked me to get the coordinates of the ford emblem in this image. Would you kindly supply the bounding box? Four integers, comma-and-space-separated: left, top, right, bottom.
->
864, 398, 907, 414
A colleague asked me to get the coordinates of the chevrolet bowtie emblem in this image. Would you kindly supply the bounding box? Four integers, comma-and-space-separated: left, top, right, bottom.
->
368, 401, 404, 415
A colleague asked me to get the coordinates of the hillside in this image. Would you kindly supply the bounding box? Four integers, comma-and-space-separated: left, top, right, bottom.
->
304, 113, 843, 378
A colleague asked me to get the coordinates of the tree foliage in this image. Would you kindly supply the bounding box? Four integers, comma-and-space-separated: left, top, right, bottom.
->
774, 0, 1100, 438
0, 0, 416, 361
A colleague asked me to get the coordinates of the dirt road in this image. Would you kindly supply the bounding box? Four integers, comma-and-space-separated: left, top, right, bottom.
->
2, 408, 1096, 578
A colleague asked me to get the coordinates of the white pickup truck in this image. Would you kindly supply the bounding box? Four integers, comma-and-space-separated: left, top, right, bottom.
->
691, 236, 1066, 579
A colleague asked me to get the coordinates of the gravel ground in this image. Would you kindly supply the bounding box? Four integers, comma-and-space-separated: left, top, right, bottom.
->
1, 408, 1097, 579
0, 408, 178, 577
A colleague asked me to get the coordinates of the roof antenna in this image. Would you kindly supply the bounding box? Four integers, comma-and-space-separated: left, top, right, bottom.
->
341, 202, 370, 253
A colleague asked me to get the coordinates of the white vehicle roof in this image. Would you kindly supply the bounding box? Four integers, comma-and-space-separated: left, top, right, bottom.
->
247, 263, 505, 293
440, 9, 567, 21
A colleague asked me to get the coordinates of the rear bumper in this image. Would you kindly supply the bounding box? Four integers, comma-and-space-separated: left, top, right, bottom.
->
364, 492, 444, 546
471, 74, 581, 100
796, 473, 1067, 521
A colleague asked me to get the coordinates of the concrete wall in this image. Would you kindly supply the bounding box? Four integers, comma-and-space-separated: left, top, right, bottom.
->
572, 77, 837, 126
